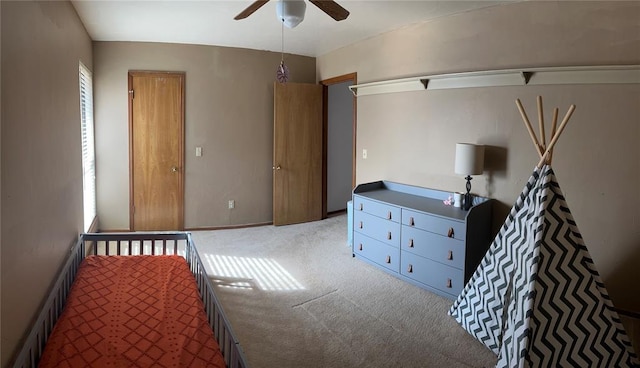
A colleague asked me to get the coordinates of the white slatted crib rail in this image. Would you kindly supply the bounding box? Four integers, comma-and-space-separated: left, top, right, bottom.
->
184, 233, 249, 368
11, 237, 85, 368
86, 232, 189, 256
12, 232, 249, 368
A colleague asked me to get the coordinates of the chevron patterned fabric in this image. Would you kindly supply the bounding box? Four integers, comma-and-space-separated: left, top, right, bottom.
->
449, 165, 640, 368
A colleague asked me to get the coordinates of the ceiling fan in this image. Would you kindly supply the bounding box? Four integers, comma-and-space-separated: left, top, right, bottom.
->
235, 0, 350, 28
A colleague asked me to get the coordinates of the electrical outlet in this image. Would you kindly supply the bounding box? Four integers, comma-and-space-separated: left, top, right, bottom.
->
362, 149, 368, 159
228, 200, 235, 209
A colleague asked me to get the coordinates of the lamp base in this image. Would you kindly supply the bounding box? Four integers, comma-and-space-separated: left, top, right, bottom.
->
464, 192, 473, 211
464, 175, 473, 211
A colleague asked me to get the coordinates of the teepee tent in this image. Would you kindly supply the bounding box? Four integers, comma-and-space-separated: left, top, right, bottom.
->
449, 97, 639, 367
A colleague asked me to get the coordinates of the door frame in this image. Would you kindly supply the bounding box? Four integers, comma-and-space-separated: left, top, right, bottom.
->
320, 72, 357, 218
128, 70, 186, 231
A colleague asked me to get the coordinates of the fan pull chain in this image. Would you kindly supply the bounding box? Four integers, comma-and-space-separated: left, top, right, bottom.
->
276, 18, 289, 83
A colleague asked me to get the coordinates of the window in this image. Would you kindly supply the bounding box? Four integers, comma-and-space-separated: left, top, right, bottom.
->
79, 62, 96, 232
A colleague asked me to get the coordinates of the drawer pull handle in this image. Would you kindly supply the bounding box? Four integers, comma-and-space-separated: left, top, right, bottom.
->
409, 217, 415, 226
446, 279, 452, 288
387, 231, 392, 240
408, 264, 413, 273
447, 227, 455, 238
387, 211, 392, 220
409, 239, 414, 248
447, 250, 453, 260
385, 255, 391, 264
359, 203, 363, 211
358, 243, 363, 251
359, 221, 363, 229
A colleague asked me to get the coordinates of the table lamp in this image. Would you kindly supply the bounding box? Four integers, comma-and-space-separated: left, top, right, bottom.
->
455, 143, 485, 210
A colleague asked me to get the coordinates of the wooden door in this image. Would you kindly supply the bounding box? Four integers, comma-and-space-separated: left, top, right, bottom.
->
129, 72, 184, 231
273, 82, 323, 226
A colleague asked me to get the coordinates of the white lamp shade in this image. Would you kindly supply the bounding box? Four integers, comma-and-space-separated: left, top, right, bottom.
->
455, 143, 485, 175
276, 0, 306, 28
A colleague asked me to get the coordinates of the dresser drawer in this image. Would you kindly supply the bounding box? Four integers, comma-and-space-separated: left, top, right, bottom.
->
353, 232, 400, 273
401, 226, 465, 270
354, 210, 400, 247
353, 196, 400, 223
402, 209, 465, 241
400, 253, 464, 297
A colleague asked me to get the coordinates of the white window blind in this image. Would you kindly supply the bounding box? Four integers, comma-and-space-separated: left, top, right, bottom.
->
79, 62, 96, 232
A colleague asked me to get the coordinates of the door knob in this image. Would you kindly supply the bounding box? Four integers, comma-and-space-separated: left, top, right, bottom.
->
272, 165, 281, 170
171, 166, 178, 172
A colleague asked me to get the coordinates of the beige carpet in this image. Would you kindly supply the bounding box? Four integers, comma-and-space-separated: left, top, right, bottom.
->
192, 215, 497, 368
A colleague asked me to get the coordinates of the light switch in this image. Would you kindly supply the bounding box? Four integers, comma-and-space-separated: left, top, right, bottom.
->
196, 147, 202, 157
362, 149, 368, 159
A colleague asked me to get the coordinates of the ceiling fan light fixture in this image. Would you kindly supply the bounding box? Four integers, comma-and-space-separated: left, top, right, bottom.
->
276, 0, 306, 28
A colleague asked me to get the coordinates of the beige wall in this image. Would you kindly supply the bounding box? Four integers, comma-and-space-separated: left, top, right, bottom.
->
0, 2, 637, 364
0, 1, 92, 365
318, 1, 640, 311
93, 42, 316, 230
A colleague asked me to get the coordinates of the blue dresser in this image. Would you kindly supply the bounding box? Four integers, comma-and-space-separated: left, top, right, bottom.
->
352, 181, 493, 299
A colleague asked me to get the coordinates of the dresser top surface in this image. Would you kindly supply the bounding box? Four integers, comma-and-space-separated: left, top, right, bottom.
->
353, 181, 491, 221
355, 188, 468, 221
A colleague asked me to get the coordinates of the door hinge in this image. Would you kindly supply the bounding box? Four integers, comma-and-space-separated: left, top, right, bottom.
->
129, 89, 134, 99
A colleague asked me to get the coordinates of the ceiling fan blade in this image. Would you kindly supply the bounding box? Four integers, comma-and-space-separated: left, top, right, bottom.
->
309, 0, 350, 21
234, 0, 270, 20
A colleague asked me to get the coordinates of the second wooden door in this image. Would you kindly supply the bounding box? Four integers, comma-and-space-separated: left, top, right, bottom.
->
273, 82, 323, 226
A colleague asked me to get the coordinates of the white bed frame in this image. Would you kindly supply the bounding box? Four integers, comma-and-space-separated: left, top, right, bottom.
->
11, 232, 249, 368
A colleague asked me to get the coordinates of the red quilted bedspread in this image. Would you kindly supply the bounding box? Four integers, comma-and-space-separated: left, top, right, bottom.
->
39, 255, 226, 368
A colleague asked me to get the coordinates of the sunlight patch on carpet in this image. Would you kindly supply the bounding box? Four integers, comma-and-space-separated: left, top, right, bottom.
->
205, 254, 305, 291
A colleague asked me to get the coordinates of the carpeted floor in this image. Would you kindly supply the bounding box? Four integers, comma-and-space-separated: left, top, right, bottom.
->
192, 215, 497, 368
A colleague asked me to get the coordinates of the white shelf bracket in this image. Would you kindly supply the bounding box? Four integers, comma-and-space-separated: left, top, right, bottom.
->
521, 71, 533, 85
349, 65, 640, 97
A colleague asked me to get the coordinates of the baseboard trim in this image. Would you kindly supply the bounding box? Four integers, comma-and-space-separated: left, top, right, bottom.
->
101, 217, 348, 233
327, 209, 347, 218
185, 221, 273, 231
617, 308, 640, 320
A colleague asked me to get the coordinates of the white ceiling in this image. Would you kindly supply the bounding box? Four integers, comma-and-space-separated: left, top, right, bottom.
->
71, 0, 514, 58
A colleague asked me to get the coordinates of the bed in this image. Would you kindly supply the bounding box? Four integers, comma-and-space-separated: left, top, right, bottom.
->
12, 232, 249, 368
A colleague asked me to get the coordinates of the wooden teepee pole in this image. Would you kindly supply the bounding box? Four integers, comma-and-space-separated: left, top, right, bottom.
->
535, 104, 575, 168
515, 99, 544, 158
537, 96, 546, 151
516, 97, 576, 169
548, 107, 559, 165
